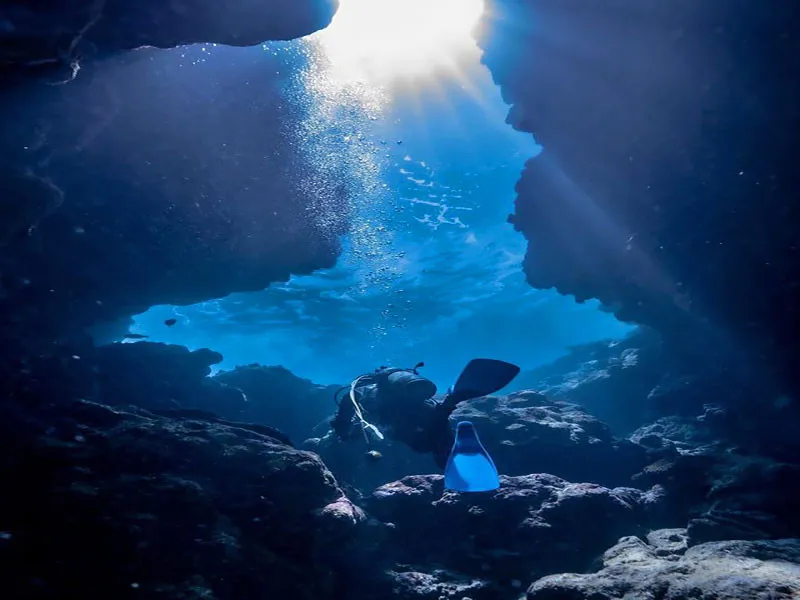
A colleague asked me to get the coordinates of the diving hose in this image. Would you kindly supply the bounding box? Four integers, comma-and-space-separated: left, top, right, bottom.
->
349, 375, 385, 444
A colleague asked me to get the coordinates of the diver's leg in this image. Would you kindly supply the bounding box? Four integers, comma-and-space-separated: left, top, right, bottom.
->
427, 401, 457, 468
432, 427, 455, 469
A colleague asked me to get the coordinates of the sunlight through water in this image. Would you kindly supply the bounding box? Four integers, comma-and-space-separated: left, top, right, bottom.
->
314, 0, 484, 84
299, 0, 489, 311
128, 12, 636, 385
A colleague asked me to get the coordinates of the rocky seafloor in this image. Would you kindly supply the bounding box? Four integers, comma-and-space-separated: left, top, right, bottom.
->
2, 333, 799, 599
2, 0, 799, 598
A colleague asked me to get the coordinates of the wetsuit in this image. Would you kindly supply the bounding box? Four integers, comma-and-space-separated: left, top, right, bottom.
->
331, 378, 464, 468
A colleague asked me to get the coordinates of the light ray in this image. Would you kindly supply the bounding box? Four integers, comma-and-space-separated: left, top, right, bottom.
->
314, 0, 484, 85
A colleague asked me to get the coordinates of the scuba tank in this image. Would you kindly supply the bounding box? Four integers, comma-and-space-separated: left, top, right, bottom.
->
374, 363, 438, 404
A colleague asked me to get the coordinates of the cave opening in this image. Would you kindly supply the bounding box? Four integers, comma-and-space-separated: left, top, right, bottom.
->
4, 1, 800, 597
110, 0, 636, 386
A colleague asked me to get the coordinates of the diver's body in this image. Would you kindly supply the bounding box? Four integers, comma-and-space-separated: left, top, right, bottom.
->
329, 363, 502, 468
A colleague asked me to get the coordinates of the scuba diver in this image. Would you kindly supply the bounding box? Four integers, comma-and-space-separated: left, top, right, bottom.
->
329, 358, 520, 491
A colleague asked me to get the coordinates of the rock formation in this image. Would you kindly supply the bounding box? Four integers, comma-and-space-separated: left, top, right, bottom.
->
528, 530, 800, 600
1, 2, 799, 598
213, 364, 341, 444
514, 328, 792, 438
0, 32, 349, 355
1, 0, 338, 80
0, 395, 363, 599
359, 473, 663, 599
476, 0, 800, 396
512, 329, 666, 433
630, 411, 800, 544
451, 390, 646, 487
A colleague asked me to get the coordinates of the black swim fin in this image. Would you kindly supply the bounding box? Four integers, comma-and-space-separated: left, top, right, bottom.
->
450, 358, 520, 402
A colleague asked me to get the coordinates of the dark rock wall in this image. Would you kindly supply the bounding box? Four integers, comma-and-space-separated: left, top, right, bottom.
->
0, 0, 338, 79
512, 330, 667, 433
476, 0, 800, 395
213, 364, 341, 443
0, 397, 363, 600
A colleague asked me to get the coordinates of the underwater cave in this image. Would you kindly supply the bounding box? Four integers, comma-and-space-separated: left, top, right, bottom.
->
1, 0, 799, 598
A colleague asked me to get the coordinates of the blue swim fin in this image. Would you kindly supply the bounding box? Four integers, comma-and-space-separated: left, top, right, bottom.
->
444, 421, 499, 492
451, 358, 520, 402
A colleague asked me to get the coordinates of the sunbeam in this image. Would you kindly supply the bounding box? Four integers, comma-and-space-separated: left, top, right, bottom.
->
314, 0, 484, 84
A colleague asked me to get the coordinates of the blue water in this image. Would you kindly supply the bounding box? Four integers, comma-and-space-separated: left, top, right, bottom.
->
127, 34, 634, 386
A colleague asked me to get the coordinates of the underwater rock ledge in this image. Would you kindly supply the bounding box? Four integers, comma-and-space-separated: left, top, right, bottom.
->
0, 0, 339, 80
475, 0, 800, 395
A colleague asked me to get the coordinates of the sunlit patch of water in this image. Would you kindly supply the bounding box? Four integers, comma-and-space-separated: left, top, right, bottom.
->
315, 0, 483, 85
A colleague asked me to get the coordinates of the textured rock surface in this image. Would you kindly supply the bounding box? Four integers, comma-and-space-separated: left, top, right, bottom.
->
213, 364, 341, 444
452, 391, 647, 488
687, 458, 800, 546
9, 340, 234, 414
476, 0, 800, 395
2, 340, 308, 446
511, 327, 800, 539
0, 0, 338, 80
512, 331, 666, 433
0, 396, 363, 599
364, 473, 662, 596
528, 530, 800, 600
629, 410, 800, 544
512, 329, 773, 437
377, 568, 497, 600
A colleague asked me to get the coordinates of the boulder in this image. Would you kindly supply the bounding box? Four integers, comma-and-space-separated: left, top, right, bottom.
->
630, 411, 800, 543
527, 530, 800, 600
0, 396, 363, 599
365, 473, 661, 594
452, 391, 648, 488
213, 364, 341, 444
